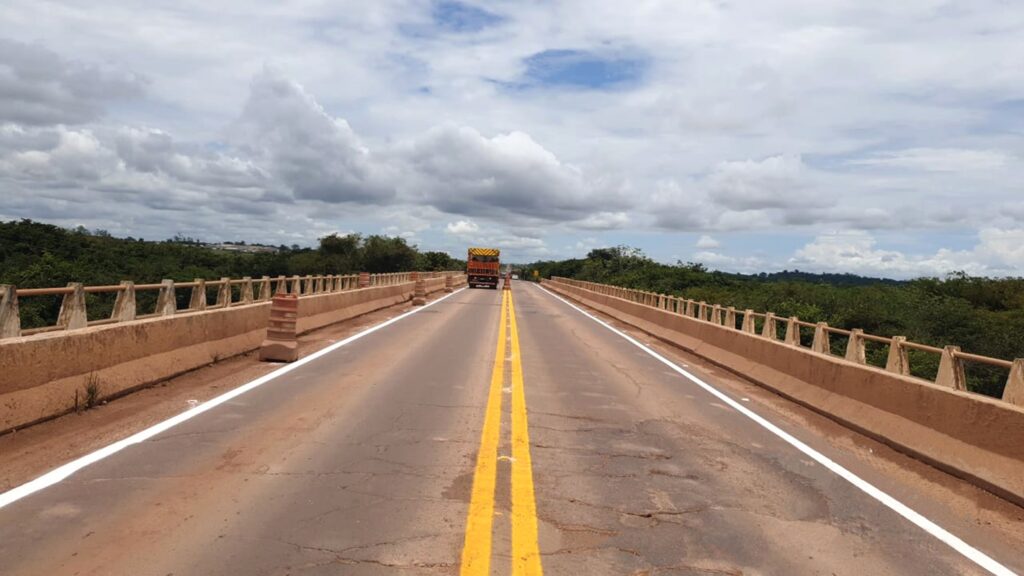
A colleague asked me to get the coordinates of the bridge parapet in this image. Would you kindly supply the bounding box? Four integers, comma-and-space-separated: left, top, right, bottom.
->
550, 277, 1024, 406
543, 276, 1024, 506
0, 272, 458, 341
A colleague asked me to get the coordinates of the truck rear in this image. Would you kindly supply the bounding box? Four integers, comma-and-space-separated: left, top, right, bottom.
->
467, 247, 500, 289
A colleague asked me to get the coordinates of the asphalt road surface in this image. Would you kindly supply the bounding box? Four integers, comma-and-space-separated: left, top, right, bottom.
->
0, 285, 1021, 575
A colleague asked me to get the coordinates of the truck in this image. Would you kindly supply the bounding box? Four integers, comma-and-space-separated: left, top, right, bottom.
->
466, 247, 500, 289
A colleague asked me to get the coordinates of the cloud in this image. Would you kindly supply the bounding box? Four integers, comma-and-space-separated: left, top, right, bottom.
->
695, 234, 720, 249
849, 148, 1012, 172
446, 219, 479, 235
788, 229, 1024, 278
398, 125, 627, 221
571, 211, 629, 230
707, 155, 827, 212
0, 38, 145, 126
230, 68, 393, 204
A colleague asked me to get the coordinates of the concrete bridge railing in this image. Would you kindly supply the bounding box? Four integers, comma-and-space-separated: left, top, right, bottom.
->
549, 277, 1024, 406
0, 272, 451, 340
0, 271, 465, 433
543, 276, 1024, 506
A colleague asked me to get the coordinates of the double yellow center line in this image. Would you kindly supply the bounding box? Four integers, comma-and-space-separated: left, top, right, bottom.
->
460, 290, 543, 575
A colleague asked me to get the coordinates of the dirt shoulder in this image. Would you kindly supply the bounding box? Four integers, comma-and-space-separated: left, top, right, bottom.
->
0, 292, 449, 492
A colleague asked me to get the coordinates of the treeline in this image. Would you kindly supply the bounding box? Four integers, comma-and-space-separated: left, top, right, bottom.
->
1, 219, 464, 329
526, 246, 1024, 398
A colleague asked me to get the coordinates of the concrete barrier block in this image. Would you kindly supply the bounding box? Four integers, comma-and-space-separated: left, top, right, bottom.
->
57, 283, 87, 331
189, 279, 207, 311
761, 312, 776, 339
1003, 359, 1024, 406
156, 280, 176, 316
111, 281, 136, 322
936, 345, 967, 391
0, 285, 21, 339
845, 329, 866, 364
885, 336, 910, 375
812, 322, 830, 355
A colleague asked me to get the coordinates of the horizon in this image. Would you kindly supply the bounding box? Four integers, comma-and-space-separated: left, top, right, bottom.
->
2, 2, 1023, 280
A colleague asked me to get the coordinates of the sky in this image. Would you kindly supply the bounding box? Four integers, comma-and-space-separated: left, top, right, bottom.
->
1, 1, 1023, 278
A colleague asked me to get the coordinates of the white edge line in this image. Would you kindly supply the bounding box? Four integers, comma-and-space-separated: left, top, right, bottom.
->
0, 287, 468, 510
535, 283, 1016, 576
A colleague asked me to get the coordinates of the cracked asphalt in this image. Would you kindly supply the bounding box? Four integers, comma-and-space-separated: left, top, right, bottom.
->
0, 285, 1021, 575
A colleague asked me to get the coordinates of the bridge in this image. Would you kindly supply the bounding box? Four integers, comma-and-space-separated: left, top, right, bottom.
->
0, 273, 1022, 575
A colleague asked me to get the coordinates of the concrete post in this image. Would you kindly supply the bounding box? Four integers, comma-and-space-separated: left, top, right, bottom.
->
289, 275, 301, 295
761, 313, 777, 339
189, 279, 207, 310
259, 293, 298, 362
412, 272, 427, 306
711, 305, 723, 325
725, 307, 736, 329
658, 294, 666, 309
257, 276, 272, 301
241, 277, 254, 304
741, 310, 755, 333
0, 284, 21, 339
685, 300, 694, 317
1002, 359, 1024, 406
216, 278, 232, 308
935, 345, 967, 391
885, 336, 910, 375
698, 302, 707, 321
444, 273, 454, 293
57, 282, 87, 331
111, 281, 136, 322
812, 322, 831, 355
845, 329, 866, 364
358, 272, 370, 288
156, 279, 176, 316
784, 317, 800, 346
274, 276, 287, 296
304, 275, 314, 295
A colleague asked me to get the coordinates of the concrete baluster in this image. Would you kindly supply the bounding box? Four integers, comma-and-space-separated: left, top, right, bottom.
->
725, 307, 736, 329
1002, 359, 1024, 406
241, 277, 254, 304
812, 322, 831, 354
761, 313, 777, 339
711, 305, 723, 325
304, 275, 314, 295
257, 276, 272, 301
685, 300, 694, 317
359, 272, 370, 288
935, 346, 967, 390
57, 282, 88, 330
658, 294, 665, 309
216, 278, 232, 307
156, 279, 176, 316
697, 302, 707, 321
0, 284, 22, 338
111, 281, 136, 322
189, 279, 207, 310
784, 317, 800, 346
844, 329, 867, 364
274, 276, 287, 296
885, 336, 910, 375
741, 310, 755, 333
289, 275, 301, 295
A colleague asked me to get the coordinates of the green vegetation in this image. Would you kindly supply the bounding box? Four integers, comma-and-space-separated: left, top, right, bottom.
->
0, 219, 464, 330
526, 246, 1024, 398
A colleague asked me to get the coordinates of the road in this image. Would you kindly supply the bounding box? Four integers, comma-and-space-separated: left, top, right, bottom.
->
0, 284, 1021, 575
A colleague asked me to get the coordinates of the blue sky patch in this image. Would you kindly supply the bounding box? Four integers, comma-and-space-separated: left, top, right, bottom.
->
522, 49, 647, 89
432, 1, 503, 33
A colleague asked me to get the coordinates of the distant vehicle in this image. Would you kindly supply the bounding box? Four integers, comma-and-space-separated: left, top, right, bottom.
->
512, 274, 519, 280
467, 247, 500, 289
